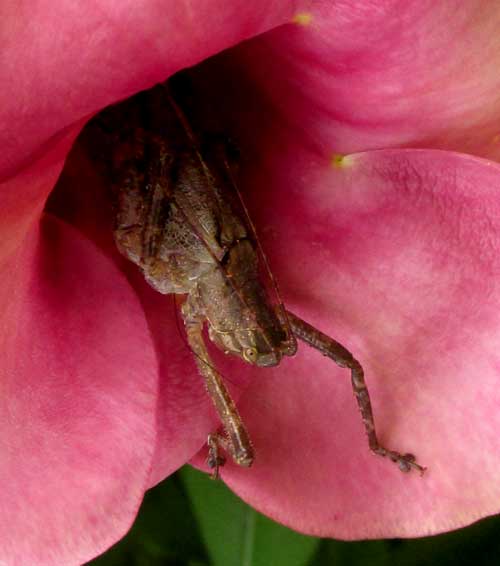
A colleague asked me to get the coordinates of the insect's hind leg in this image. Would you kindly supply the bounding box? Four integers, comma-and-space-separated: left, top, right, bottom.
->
286, 310, 426, 475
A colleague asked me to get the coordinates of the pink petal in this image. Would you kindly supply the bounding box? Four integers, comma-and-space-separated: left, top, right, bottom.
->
5, 0, 500, 549
0, 127, 80, 260
202, 0, 500, 160
191, 149, 500, 538
0, 207, 158, 563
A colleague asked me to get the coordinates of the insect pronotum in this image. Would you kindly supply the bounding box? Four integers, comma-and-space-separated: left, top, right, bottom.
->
91, 75, 425, 479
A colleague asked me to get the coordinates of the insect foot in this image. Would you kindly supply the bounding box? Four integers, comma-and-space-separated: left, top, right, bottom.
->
373, 447, 426, 475
207, 432, 254, 480
207, 434, 227, 480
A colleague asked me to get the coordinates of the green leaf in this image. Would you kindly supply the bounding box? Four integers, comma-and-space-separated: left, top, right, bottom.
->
312, 513, 500, 566
310, 539, 389, 566
180, 465, 320, 566
87, 474, 209, 566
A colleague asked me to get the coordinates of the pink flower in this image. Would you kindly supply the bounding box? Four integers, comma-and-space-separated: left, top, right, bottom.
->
3, 1, 500, 563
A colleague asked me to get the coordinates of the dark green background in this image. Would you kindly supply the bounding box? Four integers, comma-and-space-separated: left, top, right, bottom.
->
86, 466, 500, 566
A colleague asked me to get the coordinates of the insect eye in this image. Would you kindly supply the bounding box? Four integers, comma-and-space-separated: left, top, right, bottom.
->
243, 347, 258, 363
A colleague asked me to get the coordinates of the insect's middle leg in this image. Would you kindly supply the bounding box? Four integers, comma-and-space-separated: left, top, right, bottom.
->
183, 315, 255, 478
286, 310, 425, 474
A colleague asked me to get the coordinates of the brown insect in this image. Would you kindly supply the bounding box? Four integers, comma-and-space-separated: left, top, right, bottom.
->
93, 76, 425, 479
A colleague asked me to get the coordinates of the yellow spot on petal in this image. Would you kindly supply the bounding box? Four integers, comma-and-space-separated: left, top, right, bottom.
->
492, 133, 500, 144
331, 154, 345, 167
293, 12, 312, 26
330, 153, 355, 168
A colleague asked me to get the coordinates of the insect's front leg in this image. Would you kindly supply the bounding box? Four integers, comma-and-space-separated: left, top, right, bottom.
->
286, 311, 426, 474
182, 299, 254, 479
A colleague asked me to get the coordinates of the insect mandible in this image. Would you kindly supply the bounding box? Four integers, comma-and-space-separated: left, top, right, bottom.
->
92, 76, 425, 479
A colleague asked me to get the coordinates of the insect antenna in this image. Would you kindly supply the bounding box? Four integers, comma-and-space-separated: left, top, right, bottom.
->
161, 82, 198, 148
159, 82, 280, 354
163, 80, 294, 348
219, 156, 296, 350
